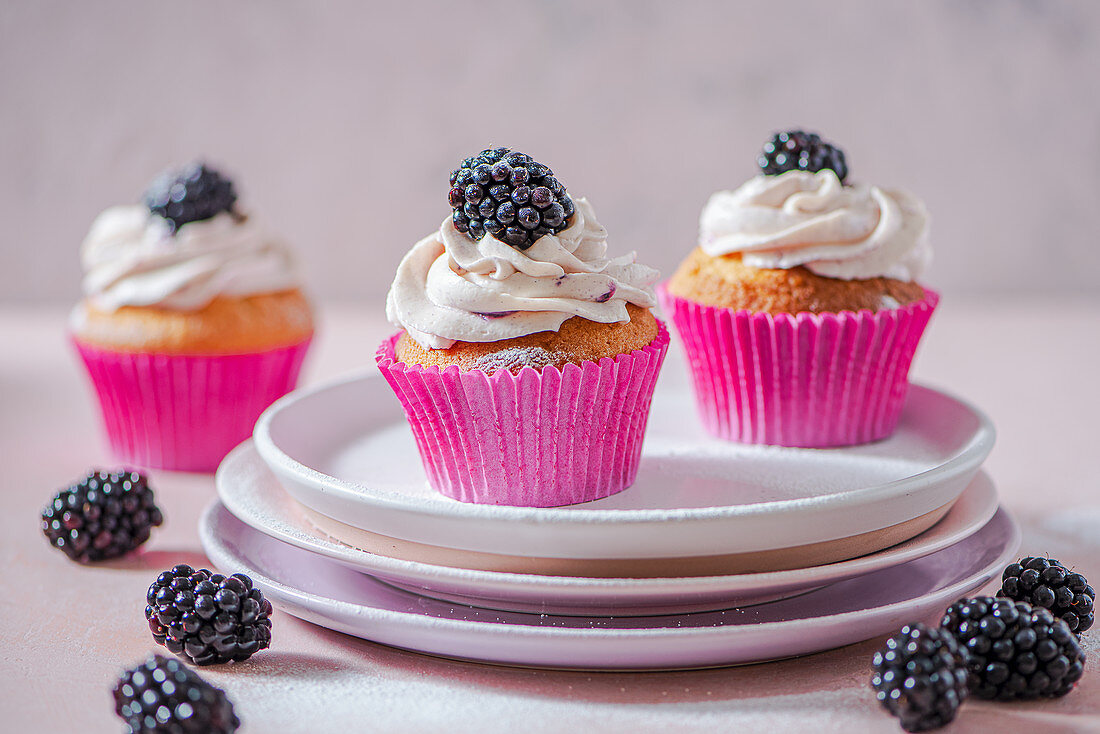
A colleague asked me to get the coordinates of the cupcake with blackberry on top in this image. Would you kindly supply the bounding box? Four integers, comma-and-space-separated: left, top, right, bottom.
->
71, 162, 313, 472
380, 147, 667, 507
660, 131, 937, 447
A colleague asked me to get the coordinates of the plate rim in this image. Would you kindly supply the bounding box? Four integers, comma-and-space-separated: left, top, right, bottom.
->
217, 441, 1001, 596
199, 499, 1020, 643
253, 370, 996, 526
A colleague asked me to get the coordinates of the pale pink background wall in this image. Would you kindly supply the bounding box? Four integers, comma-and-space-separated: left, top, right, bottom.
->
2, 0, 1098, 304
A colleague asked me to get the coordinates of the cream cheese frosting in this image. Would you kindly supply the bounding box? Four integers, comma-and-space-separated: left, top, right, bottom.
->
79, 206, 301, 312
386, 198, 658, 350
699, 170, 930, 281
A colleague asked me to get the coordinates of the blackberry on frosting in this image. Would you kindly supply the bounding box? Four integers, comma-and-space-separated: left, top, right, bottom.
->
386, 145, 659, 355
449, 148, 575, 250
757, 130, 848, 183
144, 162, 239, 233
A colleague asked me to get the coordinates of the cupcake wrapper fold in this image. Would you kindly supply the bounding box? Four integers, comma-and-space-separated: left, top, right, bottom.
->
376, 322, 670, 507
657, 285, 938, 447
73, 337, 312, 473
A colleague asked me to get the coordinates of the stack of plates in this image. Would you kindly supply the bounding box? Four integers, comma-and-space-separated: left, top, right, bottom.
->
201, 365, 1017, 670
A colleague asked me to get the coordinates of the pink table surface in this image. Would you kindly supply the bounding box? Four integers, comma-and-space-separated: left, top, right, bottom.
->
2, 301, 1098, 734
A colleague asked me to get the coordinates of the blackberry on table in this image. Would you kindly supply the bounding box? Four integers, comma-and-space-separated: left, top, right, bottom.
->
144, 162, 239, 233
41, 470, 163, 563
870, 623, 969, 732
1000, 557, 1094, 634
448, 147, 575, 250
941, 596, 1086, 700
114, 654, 239, 733
146, 565, 272, 665
757, 130, 849, 183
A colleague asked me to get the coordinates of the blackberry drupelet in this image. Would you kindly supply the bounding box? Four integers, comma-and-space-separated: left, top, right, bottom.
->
144, 162, 238, 233
448, 147, 575, 250
870, 623, 969, 732
146, 565, 272, 665
757, 130, 849, 183
41, 470, 163, 563
941, 596, 1086, 700
114, 654, 240, 733
1000, 557, 1094, 634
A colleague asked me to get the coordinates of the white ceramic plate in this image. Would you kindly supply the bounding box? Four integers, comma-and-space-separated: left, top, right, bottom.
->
253, 372, 995, 561
216, 441, 1001, 616
199, 501, 1019, 670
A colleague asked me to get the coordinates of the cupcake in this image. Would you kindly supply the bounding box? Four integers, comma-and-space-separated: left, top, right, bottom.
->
660, 131, 937, 447
380, 147, 667, 507
71, 162, 313, 472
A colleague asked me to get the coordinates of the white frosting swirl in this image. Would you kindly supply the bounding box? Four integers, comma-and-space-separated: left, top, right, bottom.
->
80, 206, 301, 311
699, 170, 930, 281
386, 198, 659, 350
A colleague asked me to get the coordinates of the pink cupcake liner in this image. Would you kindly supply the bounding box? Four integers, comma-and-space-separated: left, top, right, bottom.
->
73, 337, 312, 473
657, 284, 939, 447
376, 322, 670, 507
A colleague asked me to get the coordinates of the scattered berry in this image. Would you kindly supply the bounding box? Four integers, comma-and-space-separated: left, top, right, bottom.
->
870, 623, 969, 732
144, 162, 238, 233
448, 147, 575, 250
757, 130, 848, 183
1000, 557, 1094, 634
146, 565, 272, 665
941, 596, 1086, 700
114, 654, 240, 733
41, 470, 163, 563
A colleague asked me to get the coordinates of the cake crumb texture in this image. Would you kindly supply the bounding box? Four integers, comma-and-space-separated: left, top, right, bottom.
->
73, 289, 313, 354
395, 304, 658, 373
668, 248, 926, 314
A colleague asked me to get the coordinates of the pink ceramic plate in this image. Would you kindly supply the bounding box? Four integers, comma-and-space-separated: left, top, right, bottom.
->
199, 501, 1019, 670
216, 441, 1001, 616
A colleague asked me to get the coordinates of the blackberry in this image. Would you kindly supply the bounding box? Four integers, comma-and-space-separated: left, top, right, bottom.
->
1000, 557, 1094, 634
40, 470, 163, 563
870, 623, 969, 732
114, 654, 240, 733
757, 130, 849, 183
144, 162, 239, 233
146, 565, 272, 665
448, 147, 575, 250
941, 596, 1086, 700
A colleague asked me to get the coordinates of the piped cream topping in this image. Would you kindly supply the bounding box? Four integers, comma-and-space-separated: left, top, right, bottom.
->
386, 198, 658, 350
80, 206, 301, 311
699, 169, 930, 281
